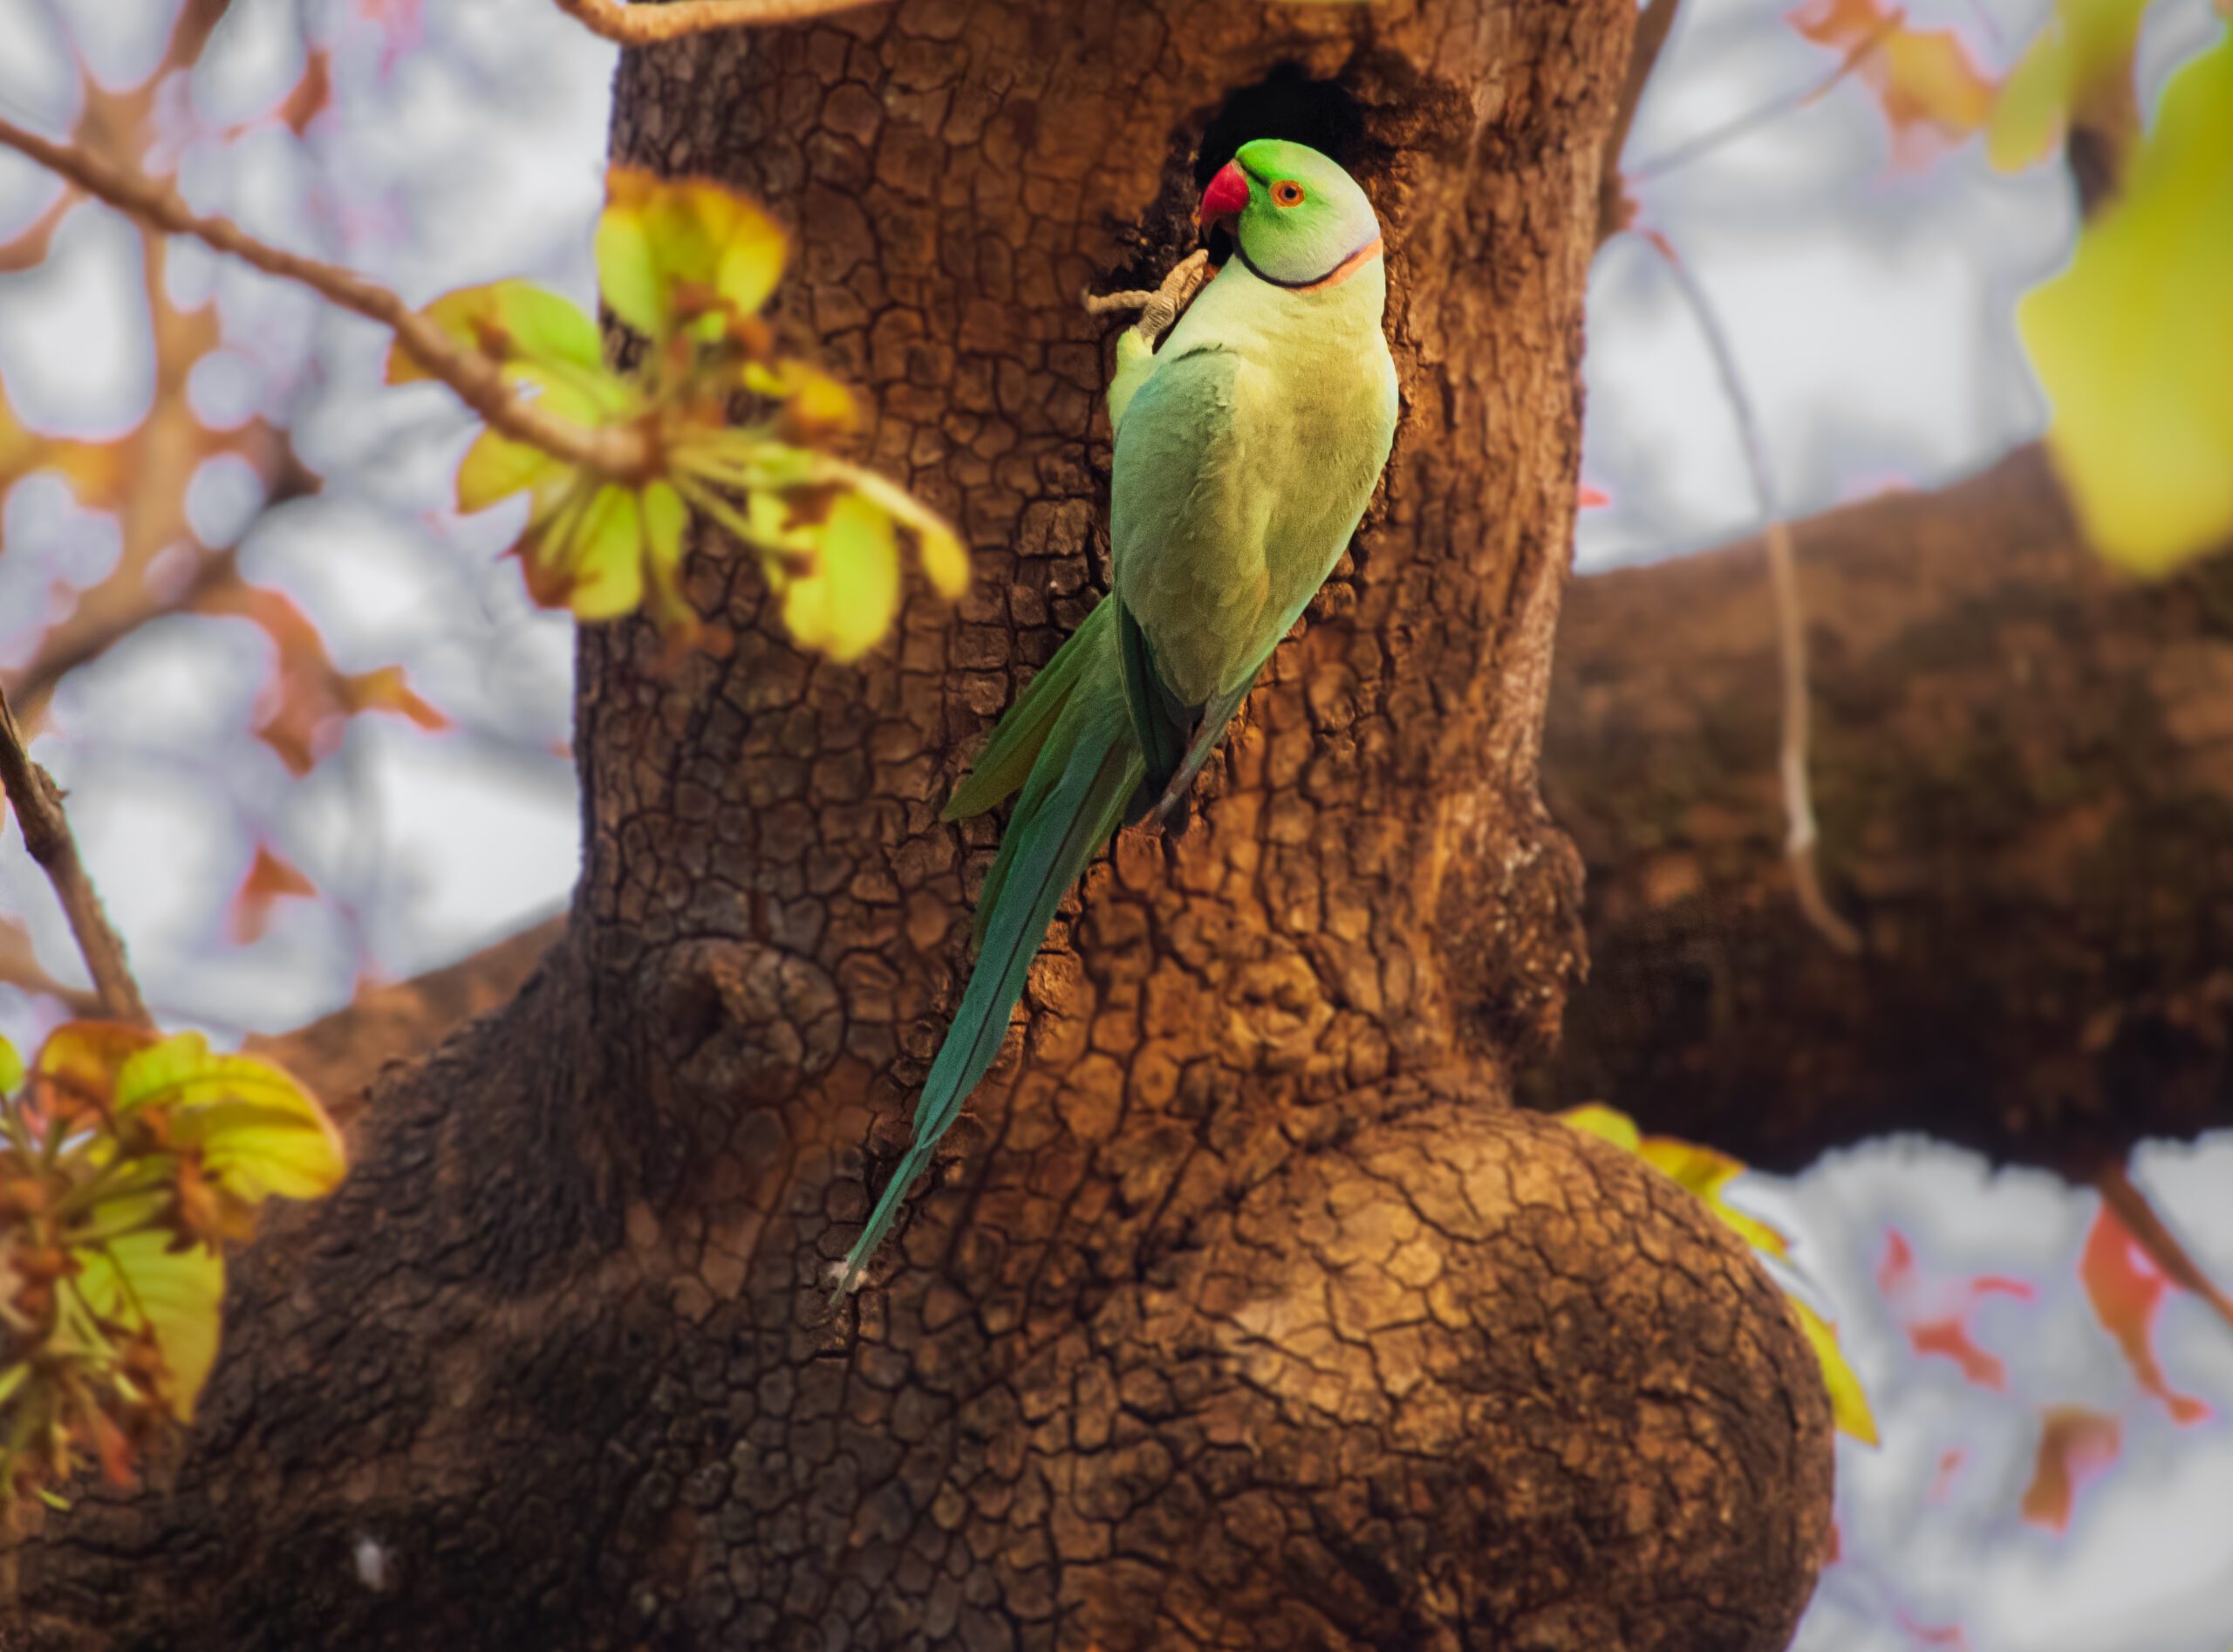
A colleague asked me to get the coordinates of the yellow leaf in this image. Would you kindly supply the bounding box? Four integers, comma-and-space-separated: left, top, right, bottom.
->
386, 280, 603, 386
452, 369, 618, 516
0, 1036, 21, 1096
748, 484, 818, 556
1789, 0, 1999, 164
1790, 1294, 1880, 1445
553, 484, 648, 621
1556, 1102, 1642, 1153
597, 168, 788, 343
35, 1022, 160, 1116
1986, 0, 2147, 173
746, 358, 861, 436
72, 1233, 225, 1423
1637, 1137, 1793, 1260
457, 428, 562, 515
2021, 36, 2233, 572
637, 479, 693, 632
779, 495, 899, 663
918, 522, 971, 600
113, 1035, 346, 1204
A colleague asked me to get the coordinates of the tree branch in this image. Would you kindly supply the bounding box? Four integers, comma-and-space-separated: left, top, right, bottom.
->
2095, 1160, 2233, 1337
0, 116, 651, 485
1597, 0, 1683, 242
0, 683, 152, 1027
550, 0, 886, 44
8, 545, 254, 734
1534, 445, 2233, 1173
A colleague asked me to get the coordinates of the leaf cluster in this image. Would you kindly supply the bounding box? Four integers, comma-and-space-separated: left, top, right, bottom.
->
0, 1028, 344, 1509
391, 168, 968, 659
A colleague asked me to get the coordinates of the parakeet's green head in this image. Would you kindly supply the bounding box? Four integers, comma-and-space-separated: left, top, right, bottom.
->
1197, 139, 1383, 290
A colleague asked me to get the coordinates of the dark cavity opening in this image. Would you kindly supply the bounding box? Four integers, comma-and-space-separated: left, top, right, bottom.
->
1193, 65, 1367, 185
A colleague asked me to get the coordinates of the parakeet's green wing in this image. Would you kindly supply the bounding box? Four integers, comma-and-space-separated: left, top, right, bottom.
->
1108, 344, 1265, 800
1114, 598, 1192, 804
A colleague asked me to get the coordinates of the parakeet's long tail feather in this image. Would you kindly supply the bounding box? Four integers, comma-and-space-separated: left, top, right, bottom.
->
942, 598, 1112, 823
834, 676, 1143, 1300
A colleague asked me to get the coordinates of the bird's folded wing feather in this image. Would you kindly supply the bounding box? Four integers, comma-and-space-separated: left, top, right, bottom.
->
1109, 344, 1271, 788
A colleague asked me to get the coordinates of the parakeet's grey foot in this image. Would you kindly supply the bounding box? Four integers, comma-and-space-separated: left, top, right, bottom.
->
1082, 248, 1212, 350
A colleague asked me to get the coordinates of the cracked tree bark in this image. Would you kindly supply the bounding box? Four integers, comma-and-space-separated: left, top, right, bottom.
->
3, 3, 1833, 1649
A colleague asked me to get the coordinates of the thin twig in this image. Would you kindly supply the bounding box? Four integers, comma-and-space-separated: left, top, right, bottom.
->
7, 550, 247, 731
0, 956, 106, 1019
1597, 0, 1684, 243
2096, 1160, 2233, 1338
551, 0, 886, 44
1628, 13, 1901, 182
0, 115, 650, 484
1644, 233, 1862, 956
0, 685, 153, 1027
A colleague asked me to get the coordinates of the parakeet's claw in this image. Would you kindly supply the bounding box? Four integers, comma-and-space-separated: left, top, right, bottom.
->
1082, 249, 1212, 350
1158, 787, 1196, 839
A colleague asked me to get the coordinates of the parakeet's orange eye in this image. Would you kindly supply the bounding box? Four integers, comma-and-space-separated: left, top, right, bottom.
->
1271, 180, 1306, 208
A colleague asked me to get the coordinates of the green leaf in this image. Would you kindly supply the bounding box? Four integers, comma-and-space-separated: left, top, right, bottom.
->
457, 429, 562, 515
2021, 35, 2233, 572
72, 1234, 225, 1423
778, 495, 899, 664
1986, 0, 2148, 173
0, 1036, 21, 1096
638, 480, 692, 631
597, 167, 788, 342
563, 484, 649, 621
386, 280, 603, 386
113, 1035, 346, 1203
35, 1022, 160, 1114
453, 368, 630, 518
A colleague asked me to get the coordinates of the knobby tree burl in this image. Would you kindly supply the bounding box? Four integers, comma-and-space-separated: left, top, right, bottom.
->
8, 3, 1832, 1648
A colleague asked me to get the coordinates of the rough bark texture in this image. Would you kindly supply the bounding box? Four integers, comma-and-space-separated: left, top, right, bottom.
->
1534, 446, 2233, 1176
3, 3, 1834, 1649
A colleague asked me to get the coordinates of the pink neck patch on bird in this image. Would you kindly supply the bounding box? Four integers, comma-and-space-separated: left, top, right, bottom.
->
1295, 236, 1383, 291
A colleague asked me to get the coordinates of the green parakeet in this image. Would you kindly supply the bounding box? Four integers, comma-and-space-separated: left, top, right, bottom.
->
834, 140, 1399, 1297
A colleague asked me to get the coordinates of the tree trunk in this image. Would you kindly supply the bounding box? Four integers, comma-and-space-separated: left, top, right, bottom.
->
1534, 446, 2233, 1176
4, 4, 1832, 1649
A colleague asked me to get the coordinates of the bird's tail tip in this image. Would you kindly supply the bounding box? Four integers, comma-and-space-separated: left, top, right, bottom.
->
824, 1255, 865, 1307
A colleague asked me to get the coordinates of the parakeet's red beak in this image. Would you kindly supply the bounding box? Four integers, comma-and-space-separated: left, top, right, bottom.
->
1197, 160, 1249, 235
